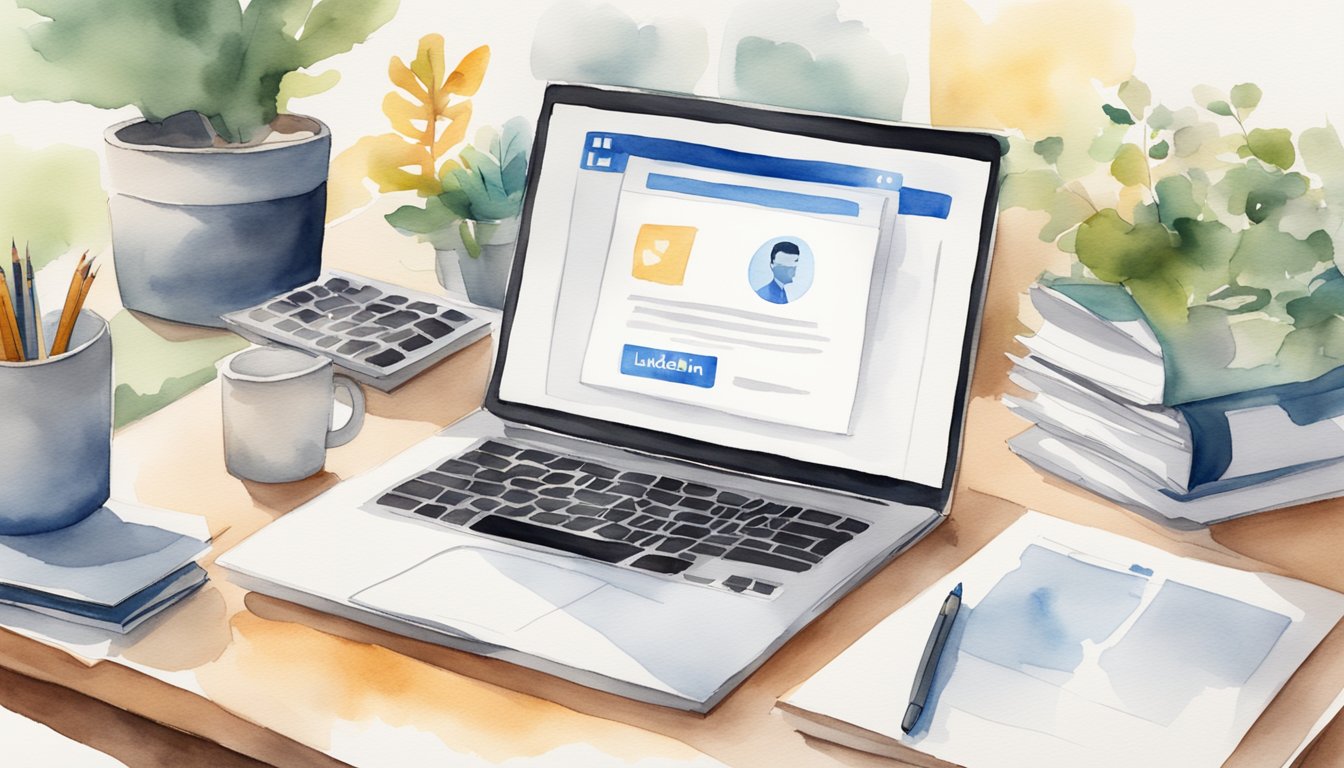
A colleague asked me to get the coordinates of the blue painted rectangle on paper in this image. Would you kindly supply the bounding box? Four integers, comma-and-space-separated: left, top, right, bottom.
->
960, 544, 1147, 675
620, 344, 717, 388
1099, 580, 1290, 725
645, 173, 861, 217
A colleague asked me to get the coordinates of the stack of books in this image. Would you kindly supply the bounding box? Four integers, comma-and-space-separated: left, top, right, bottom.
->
1006, 279, 1344, 526
0, 501, 210, 633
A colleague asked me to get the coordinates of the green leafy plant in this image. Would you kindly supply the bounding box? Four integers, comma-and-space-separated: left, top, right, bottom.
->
3, 0, 399, 143
386, 115, 532, 257
1001, 78, 1344, 403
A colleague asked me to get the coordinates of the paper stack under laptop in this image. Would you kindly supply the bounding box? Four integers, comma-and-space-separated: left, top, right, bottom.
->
776, 512, 1344, 768
0, 500, 210, 633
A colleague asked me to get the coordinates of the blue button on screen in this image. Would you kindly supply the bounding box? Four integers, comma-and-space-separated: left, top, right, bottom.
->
620, 345, 717, 388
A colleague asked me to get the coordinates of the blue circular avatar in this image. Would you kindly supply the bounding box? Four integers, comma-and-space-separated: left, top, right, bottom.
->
748, 237, 814, 305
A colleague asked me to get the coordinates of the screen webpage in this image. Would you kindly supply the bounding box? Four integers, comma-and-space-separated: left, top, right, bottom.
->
580, 154, 886, 433
499, 103, 991, 488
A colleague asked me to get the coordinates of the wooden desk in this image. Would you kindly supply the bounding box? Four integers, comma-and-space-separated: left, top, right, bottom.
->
4, 208, 1344, 766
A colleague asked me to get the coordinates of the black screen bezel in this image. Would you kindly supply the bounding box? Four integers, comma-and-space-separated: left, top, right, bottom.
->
485, 84, 1000, 510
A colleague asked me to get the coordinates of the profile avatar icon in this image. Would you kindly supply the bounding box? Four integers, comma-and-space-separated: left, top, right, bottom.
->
749, 237, 814, 305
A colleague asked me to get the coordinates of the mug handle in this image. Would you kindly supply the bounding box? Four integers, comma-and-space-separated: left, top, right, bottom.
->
326, 374, 366, 448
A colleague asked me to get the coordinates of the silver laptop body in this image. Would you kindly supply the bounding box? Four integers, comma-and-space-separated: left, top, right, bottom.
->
219, 84, 1000, 712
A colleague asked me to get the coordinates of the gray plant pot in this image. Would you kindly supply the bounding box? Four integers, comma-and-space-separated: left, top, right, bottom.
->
436, 217, 519, 310
0, 310, 112, 534
104, 114, 331, 327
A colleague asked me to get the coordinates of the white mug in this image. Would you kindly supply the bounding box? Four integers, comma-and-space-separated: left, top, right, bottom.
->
219, 346, 366, 483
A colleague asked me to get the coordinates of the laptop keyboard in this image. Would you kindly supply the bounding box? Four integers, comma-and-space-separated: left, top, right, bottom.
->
368, 439, 871, 598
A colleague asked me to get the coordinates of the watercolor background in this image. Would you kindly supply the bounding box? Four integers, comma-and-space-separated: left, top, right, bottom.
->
0, 0, 1342, 764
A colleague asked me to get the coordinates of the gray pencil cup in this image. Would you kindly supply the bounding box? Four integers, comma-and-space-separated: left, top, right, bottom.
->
0, 309, 112, 534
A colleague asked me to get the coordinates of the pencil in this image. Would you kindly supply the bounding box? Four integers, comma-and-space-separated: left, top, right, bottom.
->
9, 240, 27, 358
50, 254, 90, 357
27, 252, 47, 361
75, 264, 99, 314
0, 266, 22, 362
21, 245, 38, 360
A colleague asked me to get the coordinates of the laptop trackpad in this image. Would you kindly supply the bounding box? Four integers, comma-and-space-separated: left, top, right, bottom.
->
350, 547, 607, 638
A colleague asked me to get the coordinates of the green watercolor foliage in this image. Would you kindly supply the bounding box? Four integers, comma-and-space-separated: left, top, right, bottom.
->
722, 0, 907, 122
110, 310, 247, 428
530, 0, 707, 94
1002, 78, 1344, 404
2, 0, 398, 143
387, 117, 532, 255
0, 136, 107, 269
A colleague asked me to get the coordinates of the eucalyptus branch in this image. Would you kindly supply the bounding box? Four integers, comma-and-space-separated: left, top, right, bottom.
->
1140, 118, 1163, 223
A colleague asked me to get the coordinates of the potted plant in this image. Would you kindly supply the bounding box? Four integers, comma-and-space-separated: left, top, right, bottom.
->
3, 0, 398, 326
389, 118, 531, 310
334, 35, 530, 310
1001, 78, 1344, 403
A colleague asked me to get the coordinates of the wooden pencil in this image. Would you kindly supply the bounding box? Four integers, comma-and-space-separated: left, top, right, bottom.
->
50, 254, 90, 357
28, 252, 48, 361
8, 240, 26, 358
0, 266, 22, 362
74, 264, 99, 314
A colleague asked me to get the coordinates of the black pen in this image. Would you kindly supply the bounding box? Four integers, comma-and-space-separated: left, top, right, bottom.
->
902, 582, 962, 734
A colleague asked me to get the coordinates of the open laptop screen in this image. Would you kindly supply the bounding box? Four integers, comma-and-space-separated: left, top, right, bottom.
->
490, 85, 999, 508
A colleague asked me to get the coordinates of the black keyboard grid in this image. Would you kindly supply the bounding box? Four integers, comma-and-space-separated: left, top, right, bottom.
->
226, 273, 482, 376
372, 440, 871, 598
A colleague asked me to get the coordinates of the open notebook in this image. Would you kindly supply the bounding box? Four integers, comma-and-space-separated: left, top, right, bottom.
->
777, 512, 1344, 767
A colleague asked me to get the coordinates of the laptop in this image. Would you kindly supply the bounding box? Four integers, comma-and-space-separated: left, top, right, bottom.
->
218, 84, 1001, 712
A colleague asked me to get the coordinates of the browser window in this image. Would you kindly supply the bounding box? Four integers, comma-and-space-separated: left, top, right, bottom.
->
580, 147, 895, 434
500, 102, 989, 488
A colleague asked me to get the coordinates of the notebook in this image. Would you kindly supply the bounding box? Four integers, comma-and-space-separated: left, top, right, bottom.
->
777, 511, 1344, 767
219, 84, 1001, 711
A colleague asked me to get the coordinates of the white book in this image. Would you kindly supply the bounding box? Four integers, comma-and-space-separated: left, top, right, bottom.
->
1022, 282, 1165, 405
1010, 352, 1182, 433
777, 512, 1344, 768
1009, 351, 1344, 493
1007, 427, 1344, 526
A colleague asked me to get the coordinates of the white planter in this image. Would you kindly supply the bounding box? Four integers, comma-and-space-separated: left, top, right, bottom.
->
434, 217, 520, 310
104, 114, 331, 327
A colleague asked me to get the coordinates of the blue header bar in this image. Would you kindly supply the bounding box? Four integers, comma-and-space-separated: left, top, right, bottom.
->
645, 173, 861, 217
581, 132, 952, 219
582, 132, 902, 191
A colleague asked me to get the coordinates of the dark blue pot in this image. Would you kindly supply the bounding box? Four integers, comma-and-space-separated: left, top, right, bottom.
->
104, 114, 331, 327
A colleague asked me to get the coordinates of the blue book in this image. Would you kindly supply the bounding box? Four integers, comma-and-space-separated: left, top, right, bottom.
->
0, 562, 207, 633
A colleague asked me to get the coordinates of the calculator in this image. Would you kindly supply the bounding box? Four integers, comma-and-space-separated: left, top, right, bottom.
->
221, 271, 492, 391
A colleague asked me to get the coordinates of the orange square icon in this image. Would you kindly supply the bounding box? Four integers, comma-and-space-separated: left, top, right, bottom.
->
631, 224, 697, 286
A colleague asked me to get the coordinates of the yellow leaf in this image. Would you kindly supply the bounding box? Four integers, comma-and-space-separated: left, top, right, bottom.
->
443, 45, 490, 100
382, 92, 426, 141
433, 101, 473, 157
388, 56, 428, 104
326, 135, 405, 220
370, 165, 436, 195
410, 33, 447, 93
348, 37, 489, 207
